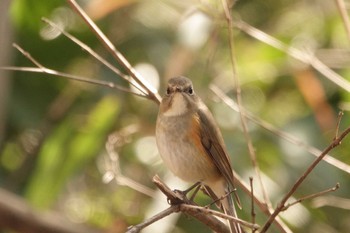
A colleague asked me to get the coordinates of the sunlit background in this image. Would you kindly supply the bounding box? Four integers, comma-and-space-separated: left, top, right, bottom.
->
1, 0, 350, 232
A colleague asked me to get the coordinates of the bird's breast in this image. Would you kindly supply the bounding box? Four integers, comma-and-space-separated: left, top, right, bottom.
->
156, 112, 219, 183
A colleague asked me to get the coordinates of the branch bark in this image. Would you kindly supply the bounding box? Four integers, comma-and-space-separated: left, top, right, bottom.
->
260, 126, 350, 232
0, 188, 101, 233
127, 175, 259, 233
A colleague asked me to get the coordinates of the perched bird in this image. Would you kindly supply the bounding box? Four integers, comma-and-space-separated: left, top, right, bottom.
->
156, 76, 242, 233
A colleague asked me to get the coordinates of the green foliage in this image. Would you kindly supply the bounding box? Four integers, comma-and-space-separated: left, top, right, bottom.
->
25, 96, 120, 209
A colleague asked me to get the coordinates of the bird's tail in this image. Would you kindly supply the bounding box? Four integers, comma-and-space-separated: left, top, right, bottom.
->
224, 186, 242, 233
205, 182, 242, 233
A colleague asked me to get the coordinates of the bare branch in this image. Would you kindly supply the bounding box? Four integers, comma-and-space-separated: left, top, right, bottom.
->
261, 126, 350, 232
335, 0, 350, 43
179, 204, 259, 230
151, 175, 231, 233
151, 175, 260, 233
41, 17, 148, 97
235, 20, 350, 93
67, 0, 161, 104
210, 84, 350, 174
126, 206, 179, 233
12, 43, 46, 69
249, 177, 256, 232
5, 43, 153, 100
281, 183, 340, 211
221, 0, 271, 209
0, 188, 100, 233
335, 111, 344, 140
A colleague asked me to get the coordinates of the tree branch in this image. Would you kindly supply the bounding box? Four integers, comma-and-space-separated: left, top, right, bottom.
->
127, 175, 260, 233
261, 126, 350, 232
281, 183, 340, 211
221, 0, 272, 209
0, 188, 100, 233
235, 20, 350, 93
210, 84, 350, 174
67, 0, 161, 104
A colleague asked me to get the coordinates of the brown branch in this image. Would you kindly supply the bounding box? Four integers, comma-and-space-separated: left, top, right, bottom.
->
5, 44, 149, 99
249, 177, 256, 232
231, 170, 292, 233
136, 175, 260, 233
67, 0, 161, 104
221, 0, 272, 209
210, 84, 350, 174
0, 188, 100, 233
235, 20, 350, 93
335, 111, 344, 140
260, 126, 350, 232
41, 17, 148, 96
179, 204, 259, 230
126, 205, 180, 233
281, 183, 340, 211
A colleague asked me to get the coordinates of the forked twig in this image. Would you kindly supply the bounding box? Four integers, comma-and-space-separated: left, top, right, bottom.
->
134, 175, 260, 233
5, 44, 149, 99
281, 183, 340, 211
67, 0, 161, 104
41, 17, 148, 96
235, 20, 350, 93
210, 84, 350, 174
221, 0, 271, 209
261, 127, 350, 232
127, 175, 229, 233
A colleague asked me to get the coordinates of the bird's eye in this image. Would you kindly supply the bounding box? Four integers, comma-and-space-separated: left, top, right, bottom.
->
166, 87, 171, 95
188, 87, 194, 95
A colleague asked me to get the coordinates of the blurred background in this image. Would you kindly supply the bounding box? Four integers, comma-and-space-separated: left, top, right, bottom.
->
1, 0, 350, 232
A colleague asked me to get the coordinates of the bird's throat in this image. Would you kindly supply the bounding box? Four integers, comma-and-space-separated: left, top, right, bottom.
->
163, 93, 188, 116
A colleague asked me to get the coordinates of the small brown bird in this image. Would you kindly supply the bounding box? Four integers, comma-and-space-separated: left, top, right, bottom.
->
156, 76, 241, 233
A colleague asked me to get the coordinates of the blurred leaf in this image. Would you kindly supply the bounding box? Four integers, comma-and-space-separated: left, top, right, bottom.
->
25, 95, 120, 208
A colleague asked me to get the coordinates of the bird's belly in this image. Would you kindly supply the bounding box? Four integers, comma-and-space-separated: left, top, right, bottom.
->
156, 122, 219, 183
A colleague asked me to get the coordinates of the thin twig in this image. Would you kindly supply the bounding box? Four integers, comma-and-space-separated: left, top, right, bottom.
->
41, 17, 148, 96
126, 205, 180, 233
249, 177, 256, 232
152, 175, 231, 233
281, 183, 340, 211
67, 0, 161, 104
104, 126, 156, 197
261, 126, 350, 232
221, 0, 271, 208
210, 84, 350, 174
1, 66, 147, 98
12, 43, 45, 69
335, 0, 350, 43
180, 204, 259, 230
6, 44, 151, 99
235, 20, 350, 93
152, 175, 260, 232
335, 111, 344, 140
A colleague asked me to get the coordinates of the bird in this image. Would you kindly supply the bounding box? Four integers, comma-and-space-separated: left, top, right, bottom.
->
155, 76, 242, 233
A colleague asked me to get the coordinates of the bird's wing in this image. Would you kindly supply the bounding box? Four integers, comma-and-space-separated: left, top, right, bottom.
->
196, 106, 235, 187
196, 105, 241, 208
